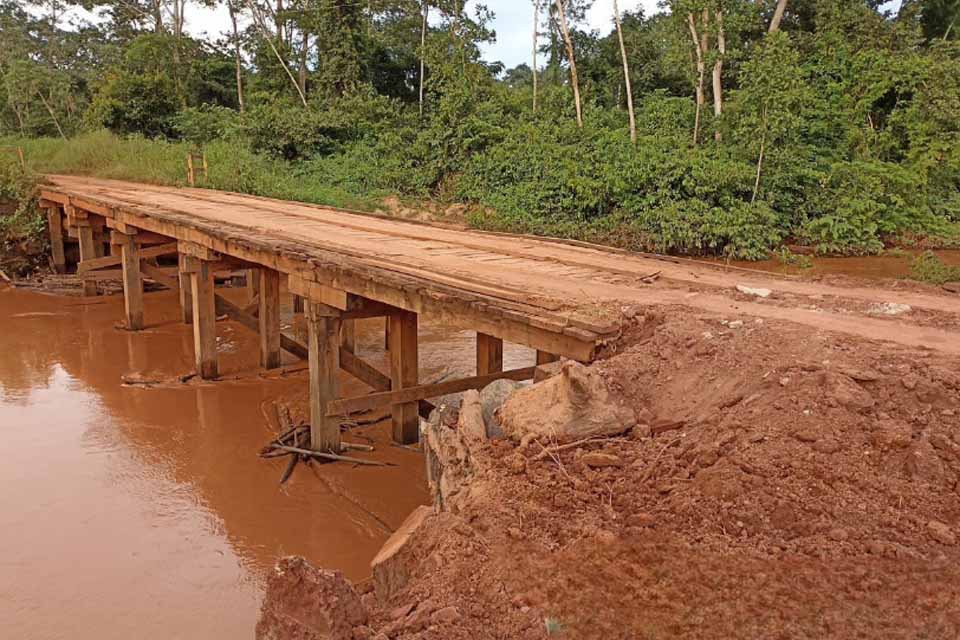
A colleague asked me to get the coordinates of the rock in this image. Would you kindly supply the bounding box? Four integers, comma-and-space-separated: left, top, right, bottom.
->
822, 372, 874, 410
580, 452, 623, 468
812, 439, 841, 454
457, 390, 487, 442
868, 302, 912, 316
534, 360, 563, 383
423, 408, 478, 511
928, 520, 956, 545
736, 285, 772, 298
727, 320, 744, 329
371, 506, 433, 603
352, 626, 374, 640
828, 527, 849, 542
871, 420, 913, 451
631, 423, 652, 440
627, 513, 656, 528
479, 378, 524, 438
904, 438, 945, 485
942, 282, 960, 294
361, 593, 377, 613
499, 361, 636, 444
256, 556, 368, 640
431, 606, 461, 625
793, 429, 819, 443
390, 603, 415, 621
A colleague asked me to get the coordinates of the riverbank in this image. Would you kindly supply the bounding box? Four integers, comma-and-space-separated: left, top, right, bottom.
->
258, 298, 960, 639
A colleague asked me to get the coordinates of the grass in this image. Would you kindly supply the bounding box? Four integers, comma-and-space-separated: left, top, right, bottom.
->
911, 251, 960, 285
1, 131, 378, 213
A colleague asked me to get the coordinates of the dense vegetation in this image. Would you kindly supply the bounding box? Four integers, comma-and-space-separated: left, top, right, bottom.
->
2, 0, 959, 258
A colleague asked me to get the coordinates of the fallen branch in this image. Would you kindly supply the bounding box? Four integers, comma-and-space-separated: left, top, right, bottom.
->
273, 444, 394, 466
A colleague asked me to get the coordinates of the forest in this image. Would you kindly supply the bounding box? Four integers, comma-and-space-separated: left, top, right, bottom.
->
1, 0, 959, 259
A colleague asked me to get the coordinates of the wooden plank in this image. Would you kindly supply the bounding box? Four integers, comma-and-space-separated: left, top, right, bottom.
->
292, 294, 304, 314
77, 242, 178, 274
389, 310, 419, 444
77, 223, 98, 297
246, 268, 260, 305
341, 319, 356, 353
189, 258, 218, 379
327, 366, 536, 416
536, 351, 560, 365
118, 233, 144, 330
177, 253, 193, 324
306, 301, 341, 452
259, 269, 281, 369
140, 262, 179, 290
178, 240, 219, 261
45, 205, 66, 273
477, 333, 503, 376
288, 274, 348, 310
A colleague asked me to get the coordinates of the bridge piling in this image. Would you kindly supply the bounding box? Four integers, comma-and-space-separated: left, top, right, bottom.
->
306, 301, 342, 453
114, 230, 144, 330
389, 310, 419, 445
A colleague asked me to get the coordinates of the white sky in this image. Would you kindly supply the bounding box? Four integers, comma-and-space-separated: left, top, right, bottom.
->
59, 0, 663, 70
54, 0, 903, 70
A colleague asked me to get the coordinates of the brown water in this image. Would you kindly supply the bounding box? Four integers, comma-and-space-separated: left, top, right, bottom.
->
723, 249, 960, 279
0, 285, 532, 639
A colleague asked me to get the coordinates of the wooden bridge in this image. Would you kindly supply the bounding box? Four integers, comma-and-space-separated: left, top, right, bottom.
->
38, 176, 620, 453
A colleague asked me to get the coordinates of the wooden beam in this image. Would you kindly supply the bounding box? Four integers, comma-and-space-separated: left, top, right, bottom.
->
77, 242, 178, 274
179, 240, 219, 262
327, 366, 536, 416
189, 257, 218, 379
76, 222, 98, 297
292, 294, 304, 314
259, 269, 281, 369
477, 333, 503, 376
536, 351, 560, 365
306, 301, 341, 452
178, 253, 193, 324
341, 319, 356, 353
288, 274, 347, 310
246, 268, 260, 305
140, 262, 179, 290
118, 233, 144, 330
389, 310, 419, 444
45, 205, 66, 273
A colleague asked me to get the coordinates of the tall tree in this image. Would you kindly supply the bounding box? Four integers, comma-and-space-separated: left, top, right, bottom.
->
554, 0, 584, 127
612, 0, 636, 142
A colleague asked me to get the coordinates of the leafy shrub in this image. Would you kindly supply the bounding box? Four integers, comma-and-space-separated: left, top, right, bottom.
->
911, 251, 960, 284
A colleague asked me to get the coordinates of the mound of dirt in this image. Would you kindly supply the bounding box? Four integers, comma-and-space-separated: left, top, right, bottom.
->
259, 305, 960, 639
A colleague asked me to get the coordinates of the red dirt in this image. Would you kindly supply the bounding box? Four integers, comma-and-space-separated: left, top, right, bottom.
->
345, 306, 960, 639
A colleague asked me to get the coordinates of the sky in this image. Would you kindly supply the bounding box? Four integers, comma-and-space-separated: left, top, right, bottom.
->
61, 0, 663, 70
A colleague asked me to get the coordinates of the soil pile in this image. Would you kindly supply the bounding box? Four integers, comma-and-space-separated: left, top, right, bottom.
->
261, 305, 960, 639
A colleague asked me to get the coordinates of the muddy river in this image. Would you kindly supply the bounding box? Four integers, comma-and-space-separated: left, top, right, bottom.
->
0, 285, 530, 639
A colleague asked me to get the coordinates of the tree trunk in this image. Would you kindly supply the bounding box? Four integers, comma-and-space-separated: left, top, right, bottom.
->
712, 9, 725, 141
37, 90, 67, 140
228, 0, 245, 112
687, 13, 705, 145
275, 0, 284, 46
419, 1, 428, 117
769, 0, 788, 33
247, 0, 307, 107
532, 0, 539, 112
554, 0, 583, 128
298, 31, 308, 97
613, 0, 636, 143
752, 106, 768, 203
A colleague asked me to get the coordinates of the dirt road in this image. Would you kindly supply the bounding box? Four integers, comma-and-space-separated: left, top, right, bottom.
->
47, 175, 960, 355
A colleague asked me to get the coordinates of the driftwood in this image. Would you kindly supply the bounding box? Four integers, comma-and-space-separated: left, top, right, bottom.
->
272, 444, 394, 467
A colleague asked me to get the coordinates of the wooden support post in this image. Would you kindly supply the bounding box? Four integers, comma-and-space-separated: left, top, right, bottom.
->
293, 294, 304, 314
341, 319, 356, 354
389, 310, 419, 444
258, 268, 281, 369
246, 268, 260, 304
45, 206, 66, 274
77, 222, 98, 297
116, 232, 144, 330
384, 317, 391, 351
177, 254, 193, 324
536, 350, 560, 365
476, 333, 503, 376
188, 257, 218, 379
306, 301, 341, 453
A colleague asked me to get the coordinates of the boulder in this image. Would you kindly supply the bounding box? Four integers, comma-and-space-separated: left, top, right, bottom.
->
457, 390, 487, 442
256, 556, 368, 640
478, 378, 524, 438
499, 361, 636, 444
736, 284, 772, 298
424, 409, 476, 511
371, 506, 433, 603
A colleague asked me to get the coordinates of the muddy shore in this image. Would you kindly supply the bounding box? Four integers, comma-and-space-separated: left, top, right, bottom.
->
258, 303, 960, 639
